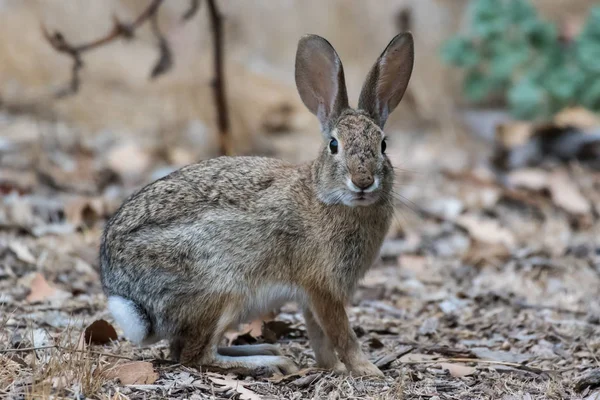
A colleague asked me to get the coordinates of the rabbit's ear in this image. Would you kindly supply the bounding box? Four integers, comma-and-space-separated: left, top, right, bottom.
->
358, 32, 414, 128
295, 35, 349, 135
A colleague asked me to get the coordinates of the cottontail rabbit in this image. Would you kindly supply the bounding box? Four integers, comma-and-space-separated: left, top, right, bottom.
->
100, 32, 414, 377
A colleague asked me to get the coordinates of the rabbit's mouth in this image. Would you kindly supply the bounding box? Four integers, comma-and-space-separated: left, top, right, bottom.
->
342, 176, 380, 206
349, 192, 378, 206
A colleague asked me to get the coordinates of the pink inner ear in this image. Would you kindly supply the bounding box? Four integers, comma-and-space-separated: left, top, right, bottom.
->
376, 49, 412, 118
313, 53, 340, 115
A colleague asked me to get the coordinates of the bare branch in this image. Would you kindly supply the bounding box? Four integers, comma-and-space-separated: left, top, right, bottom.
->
149, 10, 173, 79
42, 0, 232, 156
182, 0, 201, 21
42, 0, 165, 95
207, 0, 231, 155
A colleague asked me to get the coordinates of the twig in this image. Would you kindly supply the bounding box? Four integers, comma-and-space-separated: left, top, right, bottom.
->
182, 0, 201, 21
512, 300, 588, 317
0, 345, 56, 353
0, 345, 134, 360
403, 357, 549, 374
206, 0, 231, 156
149, 7, 173, 79
42, 0, 166, 95
42, 0, 232, 156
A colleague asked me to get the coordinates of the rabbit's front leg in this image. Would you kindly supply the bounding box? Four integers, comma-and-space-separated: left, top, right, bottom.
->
303, 308, 346, 373
308, 292, 383, 377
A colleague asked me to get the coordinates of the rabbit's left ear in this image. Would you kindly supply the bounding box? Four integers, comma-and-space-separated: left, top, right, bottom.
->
358, 32, 414, 128
295, 34, 349, 135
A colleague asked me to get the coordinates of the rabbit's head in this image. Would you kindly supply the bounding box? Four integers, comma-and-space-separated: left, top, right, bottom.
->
295, 33, 414, 207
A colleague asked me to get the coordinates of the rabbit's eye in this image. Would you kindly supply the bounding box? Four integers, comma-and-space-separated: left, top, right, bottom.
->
329, 138, 339, 154
381, 139, 387, 154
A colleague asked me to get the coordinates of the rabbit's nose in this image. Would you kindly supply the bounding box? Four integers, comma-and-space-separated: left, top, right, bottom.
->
351, 175, 374, 191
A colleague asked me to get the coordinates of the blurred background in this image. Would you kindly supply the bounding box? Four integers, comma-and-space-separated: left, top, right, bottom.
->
2, 1, 600, 398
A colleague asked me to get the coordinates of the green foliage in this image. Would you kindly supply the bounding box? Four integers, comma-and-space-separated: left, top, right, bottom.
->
441, 0, 600, 120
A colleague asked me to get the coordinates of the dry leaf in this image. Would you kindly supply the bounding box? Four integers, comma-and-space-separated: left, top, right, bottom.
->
496, 122, 533, 148
84, 319, 118, 345
8, 241, 36, 264
107, 142, 152, 180
398, 255, 429, 280
399, 353, 438, 363
268, 368, 315, 384
457, 214, 516, 248
471, 347, 532, 363
554, 107, 600, 129
507, 168, 549, 191
262, 320, 300, 343
26, 273, 57, 303
463, 241, 510, 267
65, 196, 105, 228
224, 318, 264, 345
438, 362, 476, 378
548, 171, 591, 215
107, 361, 158, 385
209, 376, 262, 400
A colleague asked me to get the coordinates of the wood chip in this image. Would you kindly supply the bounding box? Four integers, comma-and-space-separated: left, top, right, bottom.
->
209, 376, 262, 400
107, 361, 158, 385
374, 345, 414, 368
437, 362, 476, 378
548, 170, 591, 215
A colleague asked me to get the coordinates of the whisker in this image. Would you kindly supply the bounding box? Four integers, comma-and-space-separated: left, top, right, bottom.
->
390, 191, 422, 218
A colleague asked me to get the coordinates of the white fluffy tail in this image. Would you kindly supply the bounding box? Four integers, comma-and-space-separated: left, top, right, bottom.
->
107, 296, 156, 345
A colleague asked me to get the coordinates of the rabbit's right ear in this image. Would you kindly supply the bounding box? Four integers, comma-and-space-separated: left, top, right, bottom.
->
358, 32, 414, 128
295, 35, 349, 135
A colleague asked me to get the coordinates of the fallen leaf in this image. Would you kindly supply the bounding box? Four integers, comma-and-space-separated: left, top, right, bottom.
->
554, 107, 600, 129
84, 319, 118, 345
262, 320, 301, 343
398, 255, 427, 276
209, 376, 262, 400
291, 373, 321, 388
463, 241, 510, 267
438, 362, 476, 378
375, 345, 414, 368
496, 121, 533, 148
470, 347, 532, 363
268, 368, 315, 384
8, 241, 36, 264
107, 361, 158, 385
399, 353, 439, 363
457, 214, 516, 248
26, 273, 56, 303
65, 196, 105, 228
548, 171, 591, 215
107, 142, 152, 181
225, 318, 264, 345
507, 168, 549, 191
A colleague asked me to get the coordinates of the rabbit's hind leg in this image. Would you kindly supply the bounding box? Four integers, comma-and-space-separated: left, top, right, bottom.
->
217, 344, 282, 356
178, 308, 298, 377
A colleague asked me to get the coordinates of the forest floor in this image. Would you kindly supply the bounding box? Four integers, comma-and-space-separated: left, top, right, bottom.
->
1, 108, 600, 400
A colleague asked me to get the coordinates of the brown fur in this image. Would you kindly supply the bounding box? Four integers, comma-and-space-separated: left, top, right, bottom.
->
100, 33, 414, 377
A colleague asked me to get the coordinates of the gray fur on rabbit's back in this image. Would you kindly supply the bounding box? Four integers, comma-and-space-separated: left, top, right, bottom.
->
100, 155, 390, 341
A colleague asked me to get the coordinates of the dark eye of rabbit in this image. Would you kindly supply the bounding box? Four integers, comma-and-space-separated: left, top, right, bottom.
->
381, 139, 387, 154
329, 138, 338, 154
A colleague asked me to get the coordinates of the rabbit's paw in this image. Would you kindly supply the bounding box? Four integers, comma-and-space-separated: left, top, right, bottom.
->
255, 356, 299, 377
348, 360, 384, 377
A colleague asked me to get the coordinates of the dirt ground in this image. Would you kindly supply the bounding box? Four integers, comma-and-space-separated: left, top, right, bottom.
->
1, 103, 600, 400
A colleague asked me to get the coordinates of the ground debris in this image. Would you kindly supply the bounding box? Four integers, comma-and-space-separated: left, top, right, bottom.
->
1, 106, 598, 399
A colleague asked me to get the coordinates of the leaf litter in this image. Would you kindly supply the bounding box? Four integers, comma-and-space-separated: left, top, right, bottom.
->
0, 106, 599, 399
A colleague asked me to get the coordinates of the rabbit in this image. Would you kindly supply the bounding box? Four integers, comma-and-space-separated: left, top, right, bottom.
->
100, 32, 414, 377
